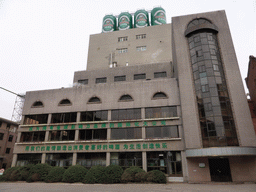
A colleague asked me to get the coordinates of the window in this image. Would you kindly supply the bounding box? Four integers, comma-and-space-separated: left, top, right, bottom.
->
49, 130, 75, 141
51, 112, 77, 123
136, 46, 146, 51
114, 75, 126, 82
119, 94, 133, 101
78, 79, 88, 85
32, 101, 43, 107
154, 72, 167, 78
152, 92, 168, 99
146, 126, 179, 139
46, 153, 73, 167
96, 77, 107, 84
16, 154, 41, 166
79, 129, 107, 140
0, 121, 2, 127
145, 106, 177, 119
7, 124, 10, 128
134, 73, 146, 80
136, 34, 146, 39
5, 148, 11, 154
77, 153, 106, 169
111, 108, 141, 120
20, 132, 45, 142
118, 36, 128, 42
88, 96, 101, 103
117, 48, 128, 53
111, 127, 142, 140
59, 99, 71, 105
111, 152, 142, 168
0, 133, 4, 140
80, 111, 108, 122
24, 114, 48, 125
8, 135, 13, 142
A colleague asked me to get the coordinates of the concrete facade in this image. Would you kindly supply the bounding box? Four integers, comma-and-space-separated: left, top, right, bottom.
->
0, 117, 18, 169
12, 10, 256, 183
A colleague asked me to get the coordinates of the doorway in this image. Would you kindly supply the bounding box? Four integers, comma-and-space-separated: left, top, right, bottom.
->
208, 158, 232, 182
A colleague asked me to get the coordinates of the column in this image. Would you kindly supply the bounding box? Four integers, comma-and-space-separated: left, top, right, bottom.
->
181, 151, 189, 182
106, 152, 110, 166
47, 114, 52, 124
72, 152, 77, 165
141, 108, 146, 139
11, 154, 17, 167
142, 151, 147, 172
17, 132, 21, 143
75, 112, 81, 141
44, 131, 49, 142
41, 153, 46, 163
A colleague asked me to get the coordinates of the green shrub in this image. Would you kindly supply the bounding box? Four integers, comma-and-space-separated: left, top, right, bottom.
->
2, 167, 19, 181
45, 167, 65, 183
135, 171, 147, 182
105, 165, 123, 183
86, 166, 107, 183
62, 165, 88, 183
0, 175, 6, 182
147, 170, 166, 183
27, 164, 52, 182
9, 169, 20, 181
18, 164, 35, 181
121, 166, 145, 183
83, 172, 96, 184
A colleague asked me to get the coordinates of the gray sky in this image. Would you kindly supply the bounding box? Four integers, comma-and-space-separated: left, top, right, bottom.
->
1, 0, 256, 121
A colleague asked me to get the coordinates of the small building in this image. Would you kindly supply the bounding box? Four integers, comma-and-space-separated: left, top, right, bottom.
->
0, 117, 18, 169
12, 9, 256, 183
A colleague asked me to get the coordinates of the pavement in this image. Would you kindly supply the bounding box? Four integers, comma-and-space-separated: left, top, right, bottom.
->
0, 182, 255, 192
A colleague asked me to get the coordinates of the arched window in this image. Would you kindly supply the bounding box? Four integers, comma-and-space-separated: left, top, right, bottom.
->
59, 99, 72, 106
32, 101, 44, 107
88, 96, 101, 103
152, 92, 168, 99
119, 94, 133, 101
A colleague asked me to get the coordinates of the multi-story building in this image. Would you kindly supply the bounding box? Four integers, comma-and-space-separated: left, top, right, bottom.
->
0, 117, 18, 169
12, 9, 256, 183
246, 55, 256, 133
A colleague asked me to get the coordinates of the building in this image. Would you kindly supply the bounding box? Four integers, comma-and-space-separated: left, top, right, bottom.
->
12, 9, 256, 183
245, 55, 256, 133
0, 117, 18, 169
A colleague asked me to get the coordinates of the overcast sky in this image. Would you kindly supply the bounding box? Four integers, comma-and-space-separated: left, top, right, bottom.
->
0, 0, 256, 121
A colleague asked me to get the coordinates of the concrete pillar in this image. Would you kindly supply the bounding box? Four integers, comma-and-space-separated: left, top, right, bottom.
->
106, 152, 110, 166
47, 114, 52, 124
107, 128, 111, 140
17, 132, 21, 142
20, 116, 25, 125
76, 112, 81, 122
41, 153, 46, 163
44, 131, 49, 142
181, 151, 189, 182
75, 129, 79, 141
142, 127, 146, 139
108, 110, 111, 121
141, 107, 145, 119
142, 151, 147, 172
72, 152, 77, 165
11, 154, 17, 167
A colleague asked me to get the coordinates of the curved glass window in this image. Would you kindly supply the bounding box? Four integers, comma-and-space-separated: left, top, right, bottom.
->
153, 92, 168, 99
59, 99, 71, 105
119, 94, 133, 101
88, 97, 101, 103
32, 101, 43, 107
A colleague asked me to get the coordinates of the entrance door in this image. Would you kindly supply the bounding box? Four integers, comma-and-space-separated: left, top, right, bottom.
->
208, 158, 232, 182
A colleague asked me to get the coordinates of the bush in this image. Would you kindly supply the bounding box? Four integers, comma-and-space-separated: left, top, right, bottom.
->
2, 167, 20, 181
105, 165, 123, 183
27, 164, 52, 182
147, 170, 167, 183
0, 175, 6, 182
18, 164, 35, 181
83, 172, 96, 184
85, 166, 107, 184
135, 171, 147, 182
45, 167, 65, 183
9, 169, 20, 181
62, 165, 88, 183
121, 166, 145, 183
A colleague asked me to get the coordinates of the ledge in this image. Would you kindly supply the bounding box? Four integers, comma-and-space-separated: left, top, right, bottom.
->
186, 147, 256, 157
